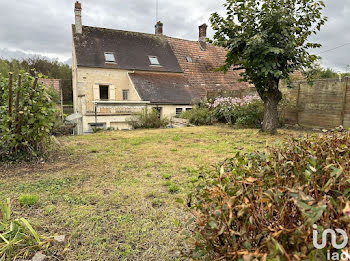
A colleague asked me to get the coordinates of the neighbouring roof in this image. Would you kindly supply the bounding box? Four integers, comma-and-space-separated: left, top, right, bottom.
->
129, 72, 198, 104
72, 25, 183, 73
167, 37, 251, 97
39, 78, 61, 94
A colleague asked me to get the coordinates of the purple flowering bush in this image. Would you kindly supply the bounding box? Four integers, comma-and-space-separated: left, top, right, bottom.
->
210, 95, 264, 128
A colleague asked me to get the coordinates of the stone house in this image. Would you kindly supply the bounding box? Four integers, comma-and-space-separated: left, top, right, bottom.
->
72, 1, 249, 133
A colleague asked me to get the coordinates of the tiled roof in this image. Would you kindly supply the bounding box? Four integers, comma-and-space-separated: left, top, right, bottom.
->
167, 37, 251, 98
129, 72, 197, 104
73, 25, 183, 73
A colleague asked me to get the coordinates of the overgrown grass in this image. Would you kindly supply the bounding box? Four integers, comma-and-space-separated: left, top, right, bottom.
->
0, 126, 306, 260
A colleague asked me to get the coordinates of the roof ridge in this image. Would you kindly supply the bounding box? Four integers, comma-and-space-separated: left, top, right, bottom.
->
78, 25, 209, 44
81, 25, 167, 38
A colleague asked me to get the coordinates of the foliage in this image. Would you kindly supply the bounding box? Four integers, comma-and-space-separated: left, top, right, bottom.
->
188, 131, 350, 260
51, 122, 76, 136
18, 194, 39, 207
0, 198, 51, 259
129, 108, 169, 129
210, 95, 264, 127
0, 57, 72, 104
180, 105, 213, 126
0, 72, 57, 162
305, 62, 340, 80
210, 0, 327, 132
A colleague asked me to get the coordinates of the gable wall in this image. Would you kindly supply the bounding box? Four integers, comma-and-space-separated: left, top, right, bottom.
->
75, 67, 142, 113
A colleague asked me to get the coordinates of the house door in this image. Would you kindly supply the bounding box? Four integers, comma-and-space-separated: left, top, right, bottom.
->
154, 107, 162, 118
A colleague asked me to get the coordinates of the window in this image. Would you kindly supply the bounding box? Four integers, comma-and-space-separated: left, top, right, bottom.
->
104, 52, 116, 63
186, 108, 192, 111
186, 57, 193, 62
99, 85, 109, 100
176, 108, 183, 116
122, 90, 129, 101
149, 56, 160, 65
89, 123, 106, 132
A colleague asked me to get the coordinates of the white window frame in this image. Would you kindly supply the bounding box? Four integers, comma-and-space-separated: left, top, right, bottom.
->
148, 56, 160, 65
104, 52, 116, 63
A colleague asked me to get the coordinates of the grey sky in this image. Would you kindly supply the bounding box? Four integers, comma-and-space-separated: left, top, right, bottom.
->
0, 0, 349, 71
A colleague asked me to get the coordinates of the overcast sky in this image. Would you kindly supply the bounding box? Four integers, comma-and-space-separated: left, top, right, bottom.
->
0, 0, 349, 71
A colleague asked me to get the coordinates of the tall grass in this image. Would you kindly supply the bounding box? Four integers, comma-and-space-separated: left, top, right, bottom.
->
0, 198, 51, 260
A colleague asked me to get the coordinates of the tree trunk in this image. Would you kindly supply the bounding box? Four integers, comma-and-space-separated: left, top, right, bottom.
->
261, 80, 282, 134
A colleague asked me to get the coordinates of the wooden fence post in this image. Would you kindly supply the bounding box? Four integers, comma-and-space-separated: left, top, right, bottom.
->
15, 75, 21, 113
29, 77, 38, 100
296, 82, 301, 125
341, 77, 349, 126
15, 75, 22, 131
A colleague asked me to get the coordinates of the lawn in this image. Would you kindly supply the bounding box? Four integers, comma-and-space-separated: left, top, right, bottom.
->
0, 126, 306, 260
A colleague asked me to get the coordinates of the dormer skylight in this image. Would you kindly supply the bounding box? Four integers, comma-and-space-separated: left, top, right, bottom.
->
186, 57, 193, 62
149, 56, 160, 65
104, 52, 116, 63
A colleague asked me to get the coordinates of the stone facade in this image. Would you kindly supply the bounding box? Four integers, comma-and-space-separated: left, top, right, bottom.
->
72, 42, 193, 133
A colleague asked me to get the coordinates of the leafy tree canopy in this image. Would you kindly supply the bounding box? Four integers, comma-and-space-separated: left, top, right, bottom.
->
210, 0, 327, 132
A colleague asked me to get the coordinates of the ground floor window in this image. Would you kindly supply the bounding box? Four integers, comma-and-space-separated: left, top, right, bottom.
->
89, 123, 106, 132
99, 85, 109, 100
176, 108, 183, 116
186, 108, 192, 111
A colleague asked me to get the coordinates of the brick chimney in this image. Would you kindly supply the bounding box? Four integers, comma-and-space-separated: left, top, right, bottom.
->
198, 23, 208, 50
74, 1, 82, 34
155, 21, 163, 35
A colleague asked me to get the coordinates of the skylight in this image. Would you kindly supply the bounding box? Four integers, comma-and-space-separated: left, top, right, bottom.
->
149, 56, 160, 65
104, 52, 116, 63
186, 57, 193, 62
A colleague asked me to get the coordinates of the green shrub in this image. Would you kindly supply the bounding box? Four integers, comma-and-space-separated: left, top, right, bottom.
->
18, 194, 39, 207
0, 198, 52, 259
188, 131, 350, 260
180, 106, 213, 126
52, 121, 76, 136
210, 95, 264, 127
234, 99, 264, 128
0, 72, 56, 162
129, 109, 169, 129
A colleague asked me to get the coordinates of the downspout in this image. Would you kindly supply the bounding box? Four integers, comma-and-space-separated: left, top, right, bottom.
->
94, 102, 97, 125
